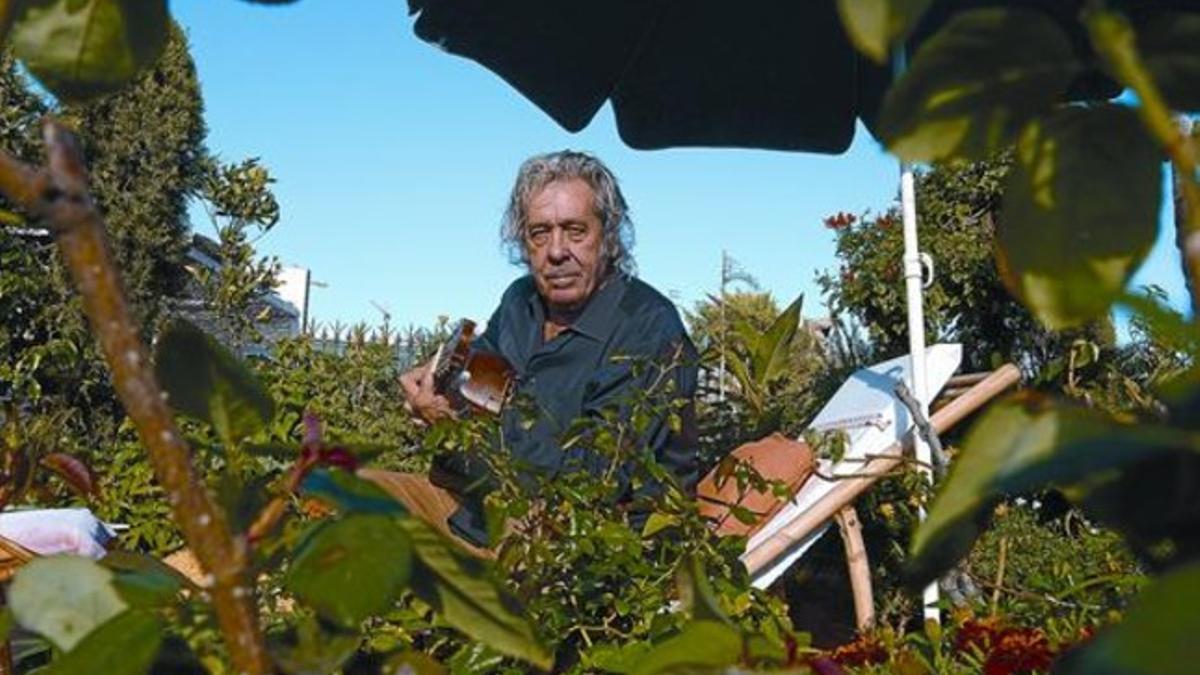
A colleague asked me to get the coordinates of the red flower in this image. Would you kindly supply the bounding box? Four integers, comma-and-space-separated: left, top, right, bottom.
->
956, 618, 1056, 674
827, 635, 887, 667
823, 211, 858, 230
983, 628, 1055, 675
318, 446, 359, 472
955, 617, 1004, 653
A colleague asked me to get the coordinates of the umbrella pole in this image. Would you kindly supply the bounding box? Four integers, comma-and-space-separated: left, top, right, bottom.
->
892, 42, 940, 624
900, 160, 940, 623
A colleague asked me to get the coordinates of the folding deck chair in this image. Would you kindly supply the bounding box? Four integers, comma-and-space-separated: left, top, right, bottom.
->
699, 344, 1021, 632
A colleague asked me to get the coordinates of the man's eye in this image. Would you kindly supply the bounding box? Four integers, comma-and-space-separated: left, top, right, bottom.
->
527, 228, 549, 244
567, 226, 588, 240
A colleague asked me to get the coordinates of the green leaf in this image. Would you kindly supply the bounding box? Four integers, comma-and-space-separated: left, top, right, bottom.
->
879, 8, 1079, 161
908, 394, 1200, 586
997, 105, 1161, 329
400, 519, 553, 670
1057, 562, 1200, 674
102, 553, 185, 608
10, 0, 169, 103
382, 651, 449, 675
753, 294, 802, 384
1140, 12, 1200, 112
729, 504, 760, 526
271, 615, 361, 675
301, 468, 406, 515
155, 319, 274, 446
9, 556, 127, 650
641, 512, 680, 538
837, 0, 933, 64
724, 355, 761, 412
101, 550, 196, 591
630, 620, 743, 675
286, 514, 413, 627
46, 610, 162, 675
675, 557, 732, 627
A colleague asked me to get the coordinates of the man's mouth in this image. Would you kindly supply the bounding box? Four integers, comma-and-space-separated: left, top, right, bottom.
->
545, 273, 579, 287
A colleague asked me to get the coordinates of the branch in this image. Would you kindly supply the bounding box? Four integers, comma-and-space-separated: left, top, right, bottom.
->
894, 381, 948, 479
0, 119, 271, 674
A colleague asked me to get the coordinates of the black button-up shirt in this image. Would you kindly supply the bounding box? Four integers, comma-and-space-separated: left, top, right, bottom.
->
441, 272, 699, 546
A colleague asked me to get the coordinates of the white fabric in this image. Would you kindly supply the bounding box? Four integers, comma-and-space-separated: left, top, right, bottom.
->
745, 344, 962, 588
0, 508, 116, 559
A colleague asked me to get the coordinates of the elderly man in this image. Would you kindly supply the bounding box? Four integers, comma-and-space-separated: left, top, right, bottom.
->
373, 151, 698, 555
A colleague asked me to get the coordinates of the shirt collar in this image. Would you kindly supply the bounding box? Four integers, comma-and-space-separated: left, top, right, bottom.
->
525, 272, 628, 342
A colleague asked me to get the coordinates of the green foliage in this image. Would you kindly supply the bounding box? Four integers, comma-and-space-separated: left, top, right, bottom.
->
966, 505, 1141, 634
998, 105, 1160, 329
402, 519, 553, 670
879, 8, 1081, 163
70, 21, 207, 329
846, 2, 1200, 670
45, 610, 163, 675
8, 556, 127, 651
629, 621, 742, 675
259, 335, 425, 471
907, 394, 1193, 588
818, 157, 1120, 378
9, 0, 169, 102
836, 0, 931, 64
155, 319, 275, 447
1058, 561, 1200, 675
191, 157, 283, 345
408, 353, 802, 673
688, 291, 829, 457
1140, 12, 1200, 111
287, 514, 413, 628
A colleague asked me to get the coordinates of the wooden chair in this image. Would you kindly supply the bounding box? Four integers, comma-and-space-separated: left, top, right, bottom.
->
699, 363, 1021, 633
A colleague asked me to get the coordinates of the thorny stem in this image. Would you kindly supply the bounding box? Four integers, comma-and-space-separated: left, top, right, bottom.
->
1085, 5, 1200, 316
0, 120, 271, 674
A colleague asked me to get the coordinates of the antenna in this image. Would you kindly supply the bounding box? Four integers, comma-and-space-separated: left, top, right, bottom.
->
369, 299, 392, 325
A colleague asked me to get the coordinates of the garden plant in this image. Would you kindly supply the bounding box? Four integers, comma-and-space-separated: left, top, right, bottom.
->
0, 0, 1197, 673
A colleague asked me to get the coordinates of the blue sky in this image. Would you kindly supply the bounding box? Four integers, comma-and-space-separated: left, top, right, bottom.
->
171, 0, 1187, 333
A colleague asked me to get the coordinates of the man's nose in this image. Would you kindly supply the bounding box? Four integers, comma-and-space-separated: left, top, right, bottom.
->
547, 229, 569, 262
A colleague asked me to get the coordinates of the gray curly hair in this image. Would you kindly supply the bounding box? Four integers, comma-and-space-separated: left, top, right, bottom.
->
501, 150, 636, 277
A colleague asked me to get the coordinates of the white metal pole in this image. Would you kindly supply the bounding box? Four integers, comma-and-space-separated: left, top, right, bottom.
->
900, 162, 939, 622
891, 42, 940, 623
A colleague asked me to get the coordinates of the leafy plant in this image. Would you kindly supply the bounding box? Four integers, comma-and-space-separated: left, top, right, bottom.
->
836, 0, 1200, 670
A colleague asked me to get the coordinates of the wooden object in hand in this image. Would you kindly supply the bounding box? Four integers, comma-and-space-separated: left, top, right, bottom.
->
431, 319, 516, 415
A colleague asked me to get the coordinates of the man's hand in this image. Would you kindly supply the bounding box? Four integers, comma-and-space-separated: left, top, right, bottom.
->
400, 361, 455, 423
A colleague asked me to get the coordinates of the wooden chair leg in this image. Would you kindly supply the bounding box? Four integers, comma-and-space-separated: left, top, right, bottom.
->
835, 505, 875, 633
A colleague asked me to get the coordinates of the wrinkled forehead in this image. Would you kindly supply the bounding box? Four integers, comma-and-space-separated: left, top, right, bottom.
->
522, 177, 601, 226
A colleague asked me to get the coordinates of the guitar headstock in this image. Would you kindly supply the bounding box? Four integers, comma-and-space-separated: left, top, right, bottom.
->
431, 319, 475, 390
429, 318, 515, 416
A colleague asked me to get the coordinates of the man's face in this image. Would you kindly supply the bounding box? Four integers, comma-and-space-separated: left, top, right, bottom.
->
524, 178, 608, 315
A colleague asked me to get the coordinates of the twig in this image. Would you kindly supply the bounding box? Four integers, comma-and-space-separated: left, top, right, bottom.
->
990, 537, 1007, 618
0, 120, 271, 674
894, 381, 947, 479
970, 576, 1102, 612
